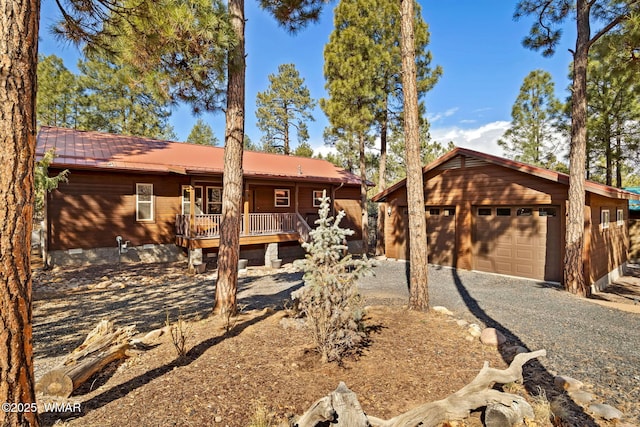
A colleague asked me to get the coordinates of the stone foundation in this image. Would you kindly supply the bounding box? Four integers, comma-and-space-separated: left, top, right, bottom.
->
47, 244, 186, 267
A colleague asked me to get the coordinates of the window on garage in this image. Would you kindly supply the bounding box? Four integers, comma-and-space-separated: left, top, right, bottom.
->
617, 208, 624, 226
429, 208, 440, 215
444, 208, 455, 216
601, 209, 610, 230
496, 207, 511, 216
516, 208, 532, 216
539, 207, 557, 217
478, 208, 492, 216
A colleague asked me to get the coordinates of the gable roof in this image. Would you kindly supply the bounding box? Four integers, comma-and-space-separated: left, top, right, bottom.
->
36, 126, 361, 185
372, 146, 640, 202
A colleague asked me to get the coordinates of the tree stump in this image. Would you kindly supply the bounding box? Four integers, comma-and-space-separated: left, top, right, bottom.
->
36, 320, 137, 397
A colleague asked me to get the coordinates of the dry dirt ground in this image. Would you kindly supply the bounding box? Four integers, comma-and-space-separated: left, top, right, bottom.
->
31, 261, 638, 427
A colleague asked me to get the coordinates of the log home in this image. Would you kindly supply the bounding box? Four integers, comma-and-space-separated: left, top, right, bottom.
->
372, 147, 640, 292
37, 127, 364, 267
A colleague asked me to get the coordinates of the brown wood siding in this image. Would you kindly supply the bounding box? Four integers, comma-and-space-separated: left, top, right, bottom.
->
384, 203, 408, 259
384, 164, 569, 271
630, 219, 640, 261
588, 194, 629, 282
48, 170, 188, 250
252, 185, 295, 213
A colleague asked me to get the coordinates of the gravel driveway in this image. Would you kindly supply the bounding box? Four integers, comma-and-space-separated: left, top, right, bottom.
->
358, 260, 640, 423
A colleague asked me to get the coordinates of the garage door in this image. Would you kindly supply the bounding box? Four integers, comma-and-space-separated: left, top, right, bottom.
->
473, 206, 561, 281
427, 207, 456, 266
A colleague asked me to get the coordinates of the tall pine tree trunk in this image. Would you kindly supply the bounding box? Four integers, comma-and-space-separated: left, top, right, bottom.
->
214, 0, 245, 316
564, 0, 590, 297
359, 132, 368, 254
400, 0, 429, 310
375, 107, 388, 256
0, 0, 40, 425
615, 132, 622, 188
604, 117, 612, 186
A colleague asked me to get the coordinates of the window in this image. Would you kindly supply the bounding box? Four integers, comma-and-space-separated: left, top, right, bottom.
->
274, 189, 290, 207
539, 207, 557, 217
136, 183, 154, 221
443, 208, 455, 216
207, 187, 222, 214
496, 208, 511, 216
478, 208, 492, 216
516, 208, 532, 217
429, 208, 440, 216
313, 190, 327, 207
601, 209, 610, 230
182, 186, 204, 215
617, 208, 624, 226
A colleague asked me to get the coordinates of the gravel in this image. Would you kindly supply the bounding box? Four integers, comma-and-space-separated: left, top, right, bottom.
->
358, 260, 640, 423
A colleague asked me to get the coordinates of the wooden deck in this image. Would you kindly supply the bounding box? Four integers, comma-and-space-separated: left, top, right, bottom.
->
175, 213, 311, 249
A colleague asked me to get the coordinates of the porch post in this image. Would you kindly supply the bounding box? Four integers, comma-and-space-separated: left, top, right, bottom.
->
295, 182, 299, 215
189, 184, 195, 239
243, 185, 250, 235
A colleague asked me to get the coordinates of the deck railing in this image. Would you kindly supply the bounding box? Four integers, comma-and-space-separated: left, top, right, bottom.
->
176, 213, 304, 239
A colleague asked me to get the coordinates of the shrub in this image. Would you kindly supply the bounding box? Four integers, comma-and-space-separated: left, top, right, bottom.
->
295, 191, 372, 363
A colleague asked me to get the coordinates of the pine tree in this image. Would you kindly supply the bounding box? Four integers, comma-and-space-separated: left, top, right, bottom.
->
77, 53, 175, 139
498, 70, 563, 169
295, 192, 371, 363
293, 141, 314, 157
256, 63, 315, 155
515, 0, 640, 296
37, 54, 79, 128
187, 118, 219, 146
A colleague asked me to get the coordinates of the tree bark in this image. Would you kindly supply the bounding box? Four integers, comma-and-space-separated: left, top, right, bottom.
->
214, 0, 245, 316
564, 0, 590, 297
400, 0, 429, 310
0, 0, 40, 425
36, 320, 136, 398
375, 106, 388, 256
359, 132, 369, 255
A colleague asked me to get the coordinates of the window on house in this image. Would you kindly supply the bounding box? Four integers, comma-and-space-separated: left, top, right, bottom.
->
601, 209, 610, 230
207, 187, 222, 214
182, 186, 204, 215
443, 208, 455, 216
313, 190, 327, 207
539, 207, 557, 217
496, 208, 511, 216
478, 208, 492, 216
516, 208, 533, 216
617, 208, 624, 226
429, 208, 440, 216
136, 183, 154, 221
274, 189, 290, 207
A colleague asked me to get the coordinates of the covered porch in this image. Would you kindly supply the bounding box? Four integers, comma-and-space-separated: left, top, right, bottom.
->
175, 212, 312, 249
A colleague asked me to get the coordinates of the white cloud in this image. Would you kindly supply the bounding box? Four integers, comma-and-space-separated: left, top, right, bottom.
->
428, 107, 459, 123
430, 121, 510, 156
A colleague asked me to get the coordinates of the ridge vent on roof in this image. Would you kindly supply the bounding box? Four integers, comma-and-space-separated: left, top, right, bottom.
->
436, 157, 461, 170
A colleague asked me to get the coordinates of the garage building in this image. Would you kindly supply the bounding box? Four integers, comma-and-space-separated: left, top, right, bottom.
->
372, 147, 639, 290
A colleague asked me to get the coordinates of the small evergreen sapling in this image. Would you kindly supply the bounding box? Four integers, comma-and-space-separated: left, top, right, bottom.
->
295, 191, 371, 363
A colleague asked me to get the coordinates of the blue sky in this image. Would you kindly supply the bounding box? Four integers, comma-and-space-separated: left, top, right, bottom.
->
38, 1, 576, 156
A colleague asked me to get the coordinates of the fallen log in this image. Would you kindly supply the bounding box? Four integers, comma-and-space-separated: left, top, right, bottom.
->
296, 349, 546, 427
36, 320, 137, 398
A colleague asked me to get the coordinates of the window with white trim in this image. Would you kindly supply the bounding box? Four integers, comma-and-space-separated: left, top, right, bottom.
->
617, 208, 624, 226
601, 209, 610, 230
181, 186, 204, 215
136, 183, 154, 221
313, 190, 327, 207
274, 189, 290, 207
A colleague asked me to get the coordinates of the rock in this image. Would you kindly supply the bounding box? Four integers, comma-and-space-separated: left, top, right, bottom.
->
554, 375, 584, 392
569, 390, 594, 405
456, 319, 468, 327
588, 403, 623, 420
432, 306, 454, 316
214, 416, 223, 423
108, 282, 126, 290
480, 328, 506, 347
468, 324, 482, 338
94, 280, 112, 289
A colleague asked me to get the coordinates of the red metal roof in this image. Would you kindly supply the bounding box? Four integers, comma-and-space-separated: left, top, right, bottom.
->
36, 126, 362, 185
372, 146, 640, 202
